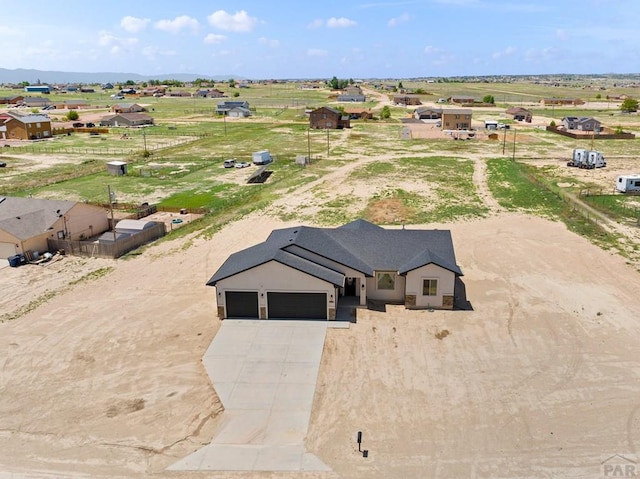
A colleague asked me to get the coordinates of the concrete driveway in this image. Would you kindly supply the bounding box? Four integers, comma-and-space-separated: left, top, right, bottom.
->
169, 319, 333, 472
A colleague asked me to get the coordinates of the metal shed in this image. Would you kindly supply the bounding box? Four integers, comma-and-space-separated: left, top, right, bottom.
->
106, 161, 128, 176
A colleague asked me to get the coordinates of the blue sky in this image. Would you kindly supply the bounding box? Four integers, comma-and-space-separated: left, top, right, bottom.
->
1, 0, 639, 79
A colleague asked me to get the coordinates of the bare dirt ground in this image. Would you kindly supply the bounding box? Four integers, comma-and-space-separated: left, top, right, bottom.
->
2, 126, 640, 477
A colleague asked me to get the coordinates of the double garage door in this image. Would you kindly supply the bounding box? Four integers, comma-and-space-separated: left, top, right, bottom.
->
225, 291, 327, 320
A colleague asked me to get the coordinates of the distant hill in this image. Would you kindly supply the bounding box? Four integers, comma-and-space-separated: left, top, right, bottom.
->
0, 68, 238, 84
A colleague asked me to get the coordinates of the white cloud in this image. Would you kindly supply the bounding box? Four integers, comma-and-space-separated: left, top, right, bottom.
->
388, 13, 410, 27
556, 29, 569, 41
424, 45, 443, 55
98, 31, 138, 49
204, 33, 227, 44
326, 17, 357, 28
207, 10, 258, 32
154, 15, 199, 34
259, 37, 280, 48
120, 16, 150, 33
492, 46, 517, 60
307, 18, 324, 29
307, 48, 328, 57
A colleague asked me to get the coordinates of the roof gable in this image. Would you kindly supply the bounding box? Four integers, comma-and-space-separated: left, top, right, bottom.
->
207, 219, 463, 287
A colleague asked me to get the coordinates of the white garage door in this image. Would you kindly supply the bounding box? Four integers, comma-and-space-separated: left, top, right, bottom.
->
0, 242, 16, 259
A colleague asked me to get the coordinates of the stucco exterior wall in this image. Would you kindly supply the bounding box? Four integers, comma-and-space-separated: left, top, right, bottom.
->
215, 260, 334, 313
366, 272, 406, 302
65, 204, 109, 240
404, 264, 456, 309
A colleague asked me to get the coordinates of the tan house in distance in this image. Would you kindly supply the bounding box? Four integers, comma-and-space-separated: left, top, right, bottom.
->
111, 103, 146, 114
441, 108, 472, 130
0, 112, 52, 140
0, 196, 109, 258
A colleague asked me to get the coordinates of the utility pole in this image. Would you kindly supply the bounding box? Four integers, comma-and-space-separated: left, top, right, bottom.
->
502, 127, 507, 155
307, 128, 311, 164
142, 128, 147, 154
326, 128, 330, 157
512, 129, 517, 161
107, 185, 116, 241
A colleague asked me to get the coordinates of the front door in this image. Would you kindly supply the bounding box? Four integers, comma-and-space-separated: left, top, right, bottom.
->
344, 277, 356, 296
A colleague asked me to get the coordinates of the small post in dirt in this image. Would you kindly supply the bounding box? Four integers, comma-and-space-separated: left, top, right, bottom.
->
107, 185, 116, 242
512, 129, 517, 161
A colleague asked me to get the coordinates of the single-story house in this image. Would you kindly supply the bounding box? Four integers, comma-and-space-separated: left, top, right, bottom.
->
21, 97, 52, 108
414, 107, 442, 120
506, 107, 532, 122
168, 91, 191, 97
53, 99, 90, 110
449, 96, 475, 105
344, 107, 373, 120
561, 116, 601, 132
99, 113, 154, 127
111, 103, 145, 114
0, 95, 24, 105
541, 98, 585, 106
208, 219, 463, 320
309, 106, 351, 129
337, 93, 366, 102
441, 108, 472, 130
227, 106, 252, 118
0, 196, 109, 258
216, 101, 250, 115
393, 95, 422, 106
0, 112, 52, 140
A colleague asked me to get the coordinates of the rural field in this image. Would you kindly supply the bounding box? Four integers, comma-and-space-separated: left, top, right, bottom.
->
1, 78, 640, 478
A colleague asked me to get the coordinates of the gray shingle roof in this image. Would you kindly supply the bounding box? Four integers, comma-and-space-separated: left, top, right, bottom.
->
207, 219, 463, 286
0, 196, 74, 239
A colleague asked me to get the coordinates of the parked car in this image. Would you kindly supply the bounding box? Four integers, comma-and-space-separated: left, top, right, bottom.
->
235, 161, 250, 168
72, 122, 84, 128
0, 161, 6, 167
223, 159, 236, 168
85, 122, 95, 127
110, 94, 125, 99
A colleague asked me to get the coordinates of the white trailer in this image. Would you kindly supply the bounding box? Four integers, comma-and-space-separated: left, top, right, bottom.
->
583, 150, 606, 169
252, 150, 273, 165
567, 148, 605, 168
567, 148, 587, 167
616, 174, 640, 193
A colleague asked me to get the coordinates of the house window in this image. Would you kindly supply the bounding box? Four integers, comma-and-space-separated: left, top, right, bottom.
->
36, 123, 41, 128
422, 279, 438, 296
377, 272, 395, 290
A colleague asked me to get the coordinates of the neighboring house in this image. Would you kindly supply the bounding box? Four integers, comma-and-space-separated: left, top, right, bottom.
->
414, 107, 442, 120
0, 112, 52, 140
168, 90, 191, 97
562, 116, 601, 131
80, 87, 95, 93
0, 196, 109, 258
0, 95, 24, 105
441, 108, 472, 130
24, 85, 51, 94
53, 99, 90, 110
337, 93, 366, 102
506, 107, 532, 122
101, 83, 114, 90
140, 87, 164, 96
449, 96, 475, 105
208, 88, 226, 98
344, 107, 373, 120
99, 113, 154, 127
207, 219, 463, 320
111, 103, 146, 114
309, 106, 351, 129
393, 95, 422, 106
541, 98, 585, 106
21, 97, 51, 108
216, 101, 250, 115
227, 106, 252, 118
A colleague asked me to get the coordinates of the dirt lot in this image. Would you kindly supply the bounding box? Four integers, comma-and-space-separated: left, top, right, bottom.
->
1, 209, 640, 478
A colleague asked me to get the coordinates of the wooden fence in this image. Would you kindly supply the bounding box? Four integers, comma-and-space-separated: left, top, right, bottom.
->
546, 126, 635, 140
47, 222, 166, 259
